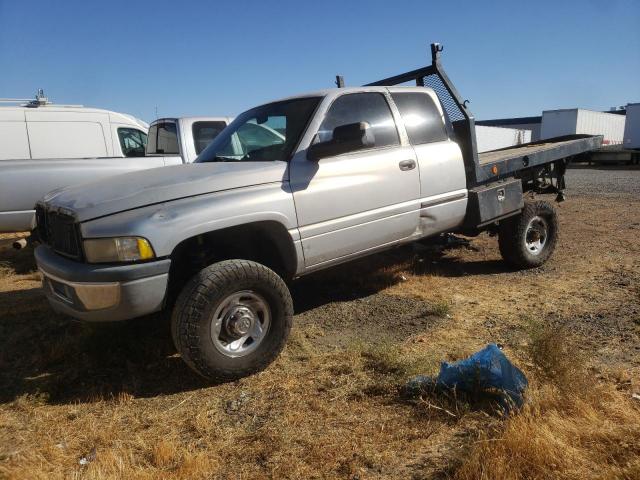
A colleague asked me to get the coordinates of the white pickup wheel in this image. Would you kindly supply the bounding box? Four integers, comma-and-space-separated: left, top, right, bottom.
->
171, 260, 293, 382
498, 200, 559, 269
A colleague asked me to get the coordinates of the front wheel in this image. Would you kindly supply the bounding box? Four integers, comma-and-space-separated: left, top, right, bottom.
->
498, 200, 559, 269
171, 260, 293, 382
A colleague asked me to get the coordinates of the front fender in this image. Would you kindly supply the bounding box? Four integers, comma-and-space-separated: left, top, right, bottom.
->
80, 183, 300, 258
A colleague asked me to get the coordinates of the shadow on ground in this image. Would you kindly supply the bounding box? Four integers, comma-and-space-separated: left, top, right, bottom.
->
292, 239, 511, 313
0, 236, 510, 405
0, 290, 209, 404
0, 243, 37, 275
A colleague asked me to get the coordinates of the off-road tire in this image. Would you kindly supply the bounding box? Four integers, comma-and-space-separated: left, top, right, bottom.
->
171, 260, 293, 382
498, 200, 558, 269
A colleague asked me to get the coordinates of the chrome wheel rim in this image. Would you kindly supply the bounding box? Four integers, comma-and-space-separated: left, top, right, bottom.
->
525, 216, 548, 256
210, 290, 271, 358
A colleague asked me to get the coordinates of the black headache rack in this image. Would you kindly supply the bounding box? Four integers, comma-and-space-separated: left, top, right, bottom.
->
364, 43, 603, 188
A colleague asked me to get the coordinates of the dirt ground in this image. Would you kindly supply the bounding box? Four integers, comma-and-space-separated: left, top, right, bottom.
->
0, 166, 639, 479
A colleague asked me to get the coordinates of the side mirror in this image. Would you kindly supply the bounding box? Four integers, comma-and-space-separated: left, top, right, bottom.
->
308, 122, 375, 160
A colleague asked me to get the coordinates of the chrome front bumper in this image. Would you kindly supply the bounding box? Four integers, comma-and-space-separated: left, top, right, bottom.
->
35, 245, 171, 322
41, 269, 121, 311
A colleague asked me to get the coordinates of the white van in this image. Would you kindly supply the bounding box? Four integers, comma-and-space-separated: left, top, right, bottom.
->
0, 93, 236, 233
0, 94, 148, 161
0, 92, 152, 232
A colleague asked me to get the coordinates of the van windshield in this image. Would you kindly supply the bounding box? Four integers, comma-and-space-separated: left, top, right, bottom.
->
196, 97, 320, 163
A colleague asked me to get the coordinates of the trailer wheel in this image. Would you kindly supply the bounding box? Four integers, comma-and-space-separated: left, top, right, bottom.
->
498, 201, 558, 269
171, 260, 293, 382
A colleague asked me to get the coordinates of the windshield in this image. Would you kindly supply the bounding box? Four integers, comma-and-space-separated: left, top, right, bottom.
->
196, 96, 321, 163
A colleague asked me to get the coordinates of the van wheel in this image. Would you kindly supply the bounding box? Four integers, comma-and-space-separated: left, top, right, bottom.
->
171, 260, 293, 382
498, 201, 558, 269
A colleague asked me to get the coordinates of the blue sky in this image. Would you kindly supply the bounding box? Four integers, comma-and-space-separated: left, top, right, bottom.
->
1, 0, 638, 122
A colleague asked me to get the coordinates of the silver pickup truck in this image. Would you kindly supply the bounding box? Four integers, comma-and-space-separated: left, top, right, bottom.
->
0, 116, 231, 233
33, 44, 601, 382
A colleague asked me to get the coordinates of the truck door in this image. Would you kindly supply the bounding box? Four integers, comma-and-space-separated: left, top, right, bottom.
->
389, 90, 468, 236
290, 91, 421, 268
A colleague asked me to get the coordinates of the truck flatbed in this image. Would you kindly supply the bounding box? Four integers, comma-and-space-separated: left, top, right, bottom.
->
478, 136, 600, 165
477, 135, 602, 178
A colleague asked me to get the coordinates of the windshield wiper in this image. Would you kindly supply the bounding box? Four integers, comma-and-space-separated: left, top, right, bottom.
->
208, 156, 239, 162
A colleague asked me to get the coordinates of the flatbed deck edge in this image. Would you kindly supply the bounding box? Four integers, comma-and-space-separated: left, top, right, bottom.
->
476, 134, 603, 185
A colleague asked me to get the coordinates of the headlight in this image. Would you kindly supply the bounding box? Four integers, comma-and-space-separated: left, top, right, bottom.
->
83, 237, 155, 263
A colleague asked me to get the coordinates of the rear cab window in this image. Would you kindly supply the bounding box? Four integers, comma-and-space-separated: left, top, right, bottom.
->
147, 121, 179, 154
192, 121, 227, 154
118, 128, 148, 157
391, 92, 448, 145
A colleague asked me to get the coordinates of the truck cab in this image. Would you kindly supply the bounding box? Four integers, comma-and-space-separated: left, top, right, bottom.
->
287, 86, 468, 268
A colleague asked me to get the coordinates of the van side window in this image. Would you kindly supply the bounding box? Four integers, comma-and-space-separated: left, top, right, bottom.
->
318, 93, 399, 148
391, 92, 448, 145
192, 121, 227, 154
118, 128, 148, 157
147, 122, 179, 154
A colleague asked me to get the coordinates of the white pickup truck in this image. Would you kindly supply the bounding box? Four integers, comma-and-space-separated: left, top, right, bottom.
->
0, 111, 231, 233
34, 44, 602, 382
144, 117, 233, 164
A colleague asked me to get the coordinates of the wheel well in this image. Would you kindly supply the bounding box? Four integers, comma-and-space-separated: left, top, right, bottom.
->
166, 221, 297, 305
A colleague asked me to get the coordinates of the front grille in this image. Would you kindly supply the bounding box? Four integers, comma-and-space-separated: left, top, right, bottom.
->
36, 205, 82, 260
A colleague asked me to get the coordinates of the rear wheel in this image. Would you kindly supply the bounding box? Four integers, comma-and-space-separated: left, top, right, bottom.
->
171, 259, 293, 382
498, 201, 558, 269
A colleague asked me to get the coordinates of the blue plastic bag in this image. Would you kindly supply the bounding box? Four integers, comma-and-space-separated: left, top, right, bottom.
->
406, 343, 528, 409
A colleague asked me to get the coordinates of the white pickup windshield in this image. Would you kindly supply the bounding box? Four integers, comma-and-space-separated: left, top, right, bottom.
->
196, 97, 320, 163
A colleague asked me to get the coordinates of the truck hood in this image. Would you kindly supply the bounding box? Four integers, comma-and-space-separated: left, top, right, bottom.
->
43, 162, 288, 222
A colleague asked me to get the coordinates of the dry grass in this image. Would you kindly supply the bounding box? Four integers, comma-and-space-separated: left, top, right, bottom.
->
1, 193, 639, 479
453, 322, 640, 480
0, 324, 458, 479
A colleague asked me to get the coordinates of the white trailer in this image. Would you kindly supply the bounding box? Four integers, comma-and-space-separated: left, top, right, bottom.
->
623, 103, 640, 149
541, 109, 626, 145
475, 125, 532, 153
476, 116, 541, 141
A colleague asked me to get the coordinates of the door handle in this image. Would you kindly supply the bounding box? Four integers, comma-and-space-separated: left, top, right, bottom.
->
399, 159, 416, 171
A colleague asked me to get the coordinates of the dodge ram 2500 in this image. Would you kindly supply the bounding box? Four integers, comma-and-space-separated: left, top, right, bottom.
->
33, 44, 602, 382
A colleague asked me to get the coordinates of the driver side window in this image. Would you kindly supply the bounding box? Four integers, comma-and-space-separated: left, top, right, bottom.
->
318, 93, 399, 148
